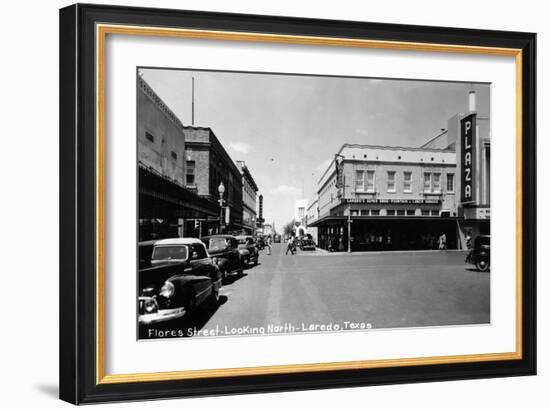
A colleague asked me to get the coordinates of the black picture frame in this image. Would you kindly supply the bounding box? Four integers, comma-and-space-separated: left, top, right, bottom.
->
59, 3, 536, 405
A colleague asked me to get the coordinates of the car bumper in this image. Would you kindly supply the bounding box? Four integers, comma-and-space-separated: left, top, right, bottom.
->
139, 305, 187, 325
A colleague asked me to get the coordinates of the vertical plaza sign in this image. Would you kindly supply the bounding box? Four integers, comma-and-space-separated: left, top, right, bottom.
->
460, 113, 477, 204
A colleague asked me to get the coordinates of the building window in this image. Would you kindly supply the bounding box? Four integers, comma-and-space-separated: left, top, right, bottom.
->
371, 209, 380, 216
423, 173, 432, 193
447, 173, 455, 192
298, 207, 305, 219
431, 210, 439, 216
145, 131, 154, 143
403, 171, 412, 192
406, 209, 416, 216
387, 209, 396, 216
422, 210, 430, 216
387, 171, 396, 192
355, 170, 364, 191
396, 209, 405, 216
351, 210, 359, 216
433, 173, 441, 193
171, 151, 177, 160
366, 170, 375, 193
186, 160, 195, 185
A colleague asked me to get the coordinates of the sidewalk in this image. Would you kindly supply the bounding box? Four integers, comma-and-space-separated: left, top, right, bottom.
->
301, 248, 468, 256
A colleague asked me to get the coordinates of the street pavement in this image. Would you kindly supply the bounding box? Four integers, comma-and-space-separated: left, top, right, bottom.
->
165, 243, 490, 338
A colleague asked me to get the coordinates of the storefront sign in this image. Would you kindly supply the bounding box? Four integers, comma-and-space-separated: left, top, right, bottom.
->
460, 113, 477, 204
344, 198, 440, 205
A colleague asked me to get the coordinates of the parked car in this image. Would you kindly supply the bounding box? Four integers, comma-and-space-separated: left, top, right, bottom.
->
138, 239, 157, 269
300, 238, 316, 251
201, 235, 244, 282
235, 235, 260, 265
255, 236, 266, 250
465, 235, 490, 272
138, 238, 222, 325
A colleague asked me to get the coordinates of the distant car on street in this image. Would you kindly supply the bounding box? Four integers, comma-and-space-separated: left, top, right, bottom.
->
300, 237, 316, 251
201, 235, 244, 282
235, 235, 260, 265
465, 235, 490, 272
138, 238, 222, 325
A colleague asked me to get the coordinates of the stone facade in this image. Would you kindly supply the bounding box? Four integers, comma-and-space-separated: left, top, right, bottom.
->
317, 145, 457, 219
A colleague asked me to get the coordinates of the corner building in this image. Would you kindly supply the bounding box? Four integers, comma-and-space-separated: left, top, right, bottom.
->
310, 144, 459, 251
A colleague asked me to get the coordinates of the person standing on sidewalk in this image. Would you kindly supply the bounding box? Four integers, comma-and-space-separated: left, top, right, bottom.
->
439, 233, 447, 250
266, 235, 272, 255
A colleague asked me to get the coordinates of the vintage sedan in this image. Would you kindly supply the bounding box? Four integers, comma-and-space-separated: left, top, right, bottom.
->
465, 235, 490, 272
300, 237, 316, 251
235, 235, 260, 265
138, 238, 222, 325
201, 235, 244, 282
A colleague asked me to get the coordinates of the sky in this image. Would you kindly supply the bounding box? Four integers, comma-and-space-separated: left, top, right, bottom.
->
140, 68, 490, 231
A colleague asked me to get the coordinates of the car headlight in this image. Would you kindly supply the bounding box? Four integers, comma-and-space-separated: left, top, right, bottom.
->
160, 281, 175, 298
143, 298, 158, 314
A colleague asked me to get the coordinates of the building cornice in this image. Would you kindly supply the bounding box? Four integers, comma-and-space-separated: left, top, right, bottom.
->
138, 77, 184, 130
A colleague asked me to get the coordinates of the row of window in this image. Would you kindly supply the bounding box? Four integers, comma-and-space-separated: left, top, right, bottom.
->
355, 170, 454, 194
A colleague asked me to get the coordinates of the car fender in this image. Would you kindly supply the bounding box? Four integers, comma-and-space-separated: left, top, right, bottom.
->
239, 248, 250, 257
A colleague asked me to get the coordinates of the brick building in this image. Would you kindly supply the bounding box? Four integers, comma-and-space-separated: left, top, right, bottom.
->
184, 127, 244, 234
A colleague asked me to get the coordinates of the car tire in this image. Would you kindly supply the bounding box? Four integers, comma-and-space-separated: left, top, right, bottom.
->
476, 259, 490, 272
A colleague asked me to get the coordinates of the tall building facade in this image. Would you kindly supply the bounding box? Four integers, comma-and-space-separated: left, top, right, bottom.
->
236, 160, 259, 234
137, 76, 219, 240
293, 199, 309, 237
184, 127, 244, 234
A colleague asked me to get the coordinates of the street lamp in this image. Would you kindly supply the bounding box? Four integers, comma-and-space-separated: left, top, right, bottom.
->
218, 181, 225, 233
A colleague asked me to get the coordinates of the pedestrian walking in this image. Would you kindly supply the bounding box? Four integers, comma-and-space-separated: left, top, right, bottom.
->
266, 235, 272, 255
286, 235, 295, 255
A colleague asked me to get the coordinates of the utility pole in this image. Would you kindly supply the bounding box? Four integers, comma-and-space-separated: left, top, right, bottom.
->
347, 204, 352, 253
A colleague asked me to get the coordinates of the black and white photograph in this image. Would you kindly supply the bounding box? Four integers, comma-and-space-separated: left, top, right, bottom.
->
136, 68, 491, 340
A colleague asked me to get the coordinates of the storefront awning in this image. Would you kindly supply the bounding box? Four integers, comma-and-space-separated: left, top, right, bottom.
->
308, 215, 458, 227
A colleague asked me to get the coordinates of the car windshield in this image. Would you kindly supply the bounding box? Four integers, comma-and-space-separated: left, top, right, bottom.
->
151, 245, 188, 261
207, 238, 228, 251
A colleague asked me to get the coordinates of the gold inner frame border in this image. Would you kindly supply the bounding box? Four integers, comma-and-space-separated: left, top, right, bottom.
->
95, 23, 523, 385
